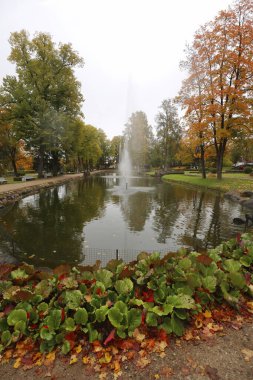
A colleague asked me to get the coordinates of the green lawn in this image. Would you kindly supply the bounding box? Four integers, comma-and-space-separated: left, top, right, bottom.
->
162, 173, 253, 192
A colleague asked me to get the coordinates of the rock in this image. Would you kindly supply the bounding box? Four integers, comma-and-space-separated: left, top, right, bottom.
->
241, 191, 253, 198
224, 191, 242, 202
240, 199, 253, 209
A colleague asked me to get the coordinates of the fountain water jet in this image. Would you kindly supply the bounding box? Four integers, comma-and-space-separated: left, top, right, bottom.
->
119, 143, 132, 190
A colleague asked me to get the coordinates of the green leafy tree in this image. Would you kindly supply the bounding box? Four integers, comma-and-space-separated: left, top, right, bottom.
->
110, 135, 123, 167
123, 111, 153, 170
79, 124, 102, 170
155, 99, 182, 169
0, 30, 84, 177
96, 129, 111, 169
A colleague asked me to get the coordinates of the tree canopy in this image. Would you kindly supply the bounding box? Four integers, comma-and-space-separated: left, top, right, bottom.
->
179, 0, 253, 179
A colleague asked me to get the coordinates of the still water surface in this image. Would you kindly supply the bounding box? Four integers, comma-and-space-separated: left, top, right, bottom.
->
0, 175, 247, 267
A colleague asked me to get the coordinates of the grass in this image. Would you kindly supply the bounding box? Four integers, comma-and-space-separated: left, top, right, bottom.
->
162, 172, 253, 192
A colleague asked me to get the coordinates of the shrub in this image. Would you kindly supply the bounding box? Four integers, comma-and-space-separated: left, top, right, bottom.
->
244, 166, 252, 174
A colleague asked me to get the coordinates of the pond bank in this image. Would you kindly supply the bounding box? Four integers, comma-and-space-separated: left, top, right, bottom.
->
0, 173, 85, 207
162, 174, 253, 210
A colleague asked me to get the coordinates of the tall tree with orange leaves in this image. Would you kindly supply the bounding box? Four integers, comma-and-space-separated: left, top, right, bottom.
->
179, 0, 253, 179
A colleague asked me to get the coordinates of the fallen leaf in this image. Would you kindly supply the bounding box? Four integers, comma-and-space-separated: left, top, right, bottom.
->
204, 310, 212, 319
246, 302, 253, 314
44, 351, 56, 366
133, 328, 145, 342
241, 348, 253, 362
113, 360, 121, 373
13, 357, 22, 369
99, 373, 108, 379
69, 354, 78, 365
136, 356, 151, 368
99, 352, 112, 364
205, 365, 220, 380
75, 345, 82, 354
159, 366, 173, 378
82, 356, 90, 364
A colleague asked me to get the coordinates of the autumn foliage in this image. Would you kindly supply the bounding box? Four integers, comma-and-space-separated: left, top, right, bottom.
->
179, 0, 253, 179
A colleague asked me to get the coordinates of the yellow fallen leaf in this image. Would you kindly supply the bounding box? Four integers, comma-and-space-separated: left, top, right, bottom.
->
13, 357, 21, 369
75, 345, 82, 354
44, 351, 56, 366
113, 370, 122, 380
99, 373, 108, 379
136, 356, 151, 368
195, 319, 203, 329
111, 346, 119, 355
82, 356, 90, 364
113, 360, 121, 373
133, 328, 145, 342
70, 354, 78, 365
154, 375, 160, 379
204, 310, 212, 319
99, 352, 112, 364
242, 348, 253, 362
34, 358, 43, 367
246, 301, 253, 313
207, 323, 223, 332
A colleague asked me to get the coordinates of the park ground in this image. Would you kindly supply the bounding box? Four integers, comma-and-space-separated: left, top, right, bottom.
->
0, 318, 253, 379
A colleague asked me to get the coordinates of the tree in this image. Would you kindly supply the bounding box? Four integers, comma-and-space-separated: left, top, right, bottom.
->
0, 30, 84, 177
96, 129, 111, 169
155, 99, 182, 169
179, 0, 253, 179
110, 135, 123, 167
79, 124, 102, 170
123, 111, 153, 170
0, 108, 21, 175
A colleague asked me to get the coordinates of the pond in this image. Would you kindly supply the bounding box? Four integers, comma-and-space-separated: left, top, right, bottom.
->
0, 174, 248, 267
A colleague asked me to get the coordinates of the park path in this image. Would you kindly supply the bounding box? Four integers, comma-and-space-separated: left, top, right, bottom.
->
0, 173, 84, 196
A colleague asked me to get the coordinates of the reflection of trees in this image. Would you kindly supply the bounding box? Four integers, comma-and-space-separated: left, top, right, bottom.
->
119, 192, 152, 232
204, 194, 222, 249
1, 178, 106, 267
153, 183, 238, 250
152, 183, 181, 243
181, 191, 236, 251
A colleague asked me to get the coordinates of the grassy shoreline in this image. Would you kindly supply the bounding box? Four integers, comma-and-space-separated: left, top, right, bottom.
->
160, 173, 253, 193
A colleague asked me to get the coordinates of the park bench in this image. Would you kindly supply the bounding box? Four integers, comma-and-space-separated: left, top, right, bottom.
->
22, 176, 36, 181
44, 172, 53, 178
0, 177, 7, 184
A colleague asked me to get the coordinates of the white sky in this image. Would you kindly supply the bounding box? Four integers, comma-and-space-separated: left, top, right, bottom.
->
0, 0, 232, 139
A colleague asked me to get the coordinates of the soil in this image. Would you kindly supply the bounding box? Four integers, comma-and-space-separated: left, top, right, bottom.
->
0, 322, 252, 379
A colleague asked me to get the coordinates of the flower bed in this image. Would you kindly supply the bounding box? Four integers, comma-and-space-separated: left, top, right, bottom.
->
0, 233, 253, 356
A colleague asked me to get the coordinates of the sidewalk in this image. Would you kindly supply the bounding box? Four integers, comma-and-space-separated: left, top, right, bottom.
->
0, 173, 85, 206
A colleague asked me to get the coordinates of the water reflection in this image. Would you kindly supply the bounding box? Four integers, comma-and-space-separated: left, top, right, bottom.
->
0, 175, 250, 267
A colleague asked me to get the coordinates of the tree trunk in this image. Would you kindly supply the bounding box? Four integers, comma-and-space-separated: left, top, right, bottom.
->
216, 141, 226, 180
200, 144, 206, 179
38, 144, 45, 178
51, 151, 59, 176
11, 157, 18, 177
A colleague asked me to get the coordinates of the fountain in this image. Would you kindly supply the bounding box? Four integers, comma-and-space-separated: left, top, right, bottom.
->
103, 141, 154, 196
119, 143, 132, 190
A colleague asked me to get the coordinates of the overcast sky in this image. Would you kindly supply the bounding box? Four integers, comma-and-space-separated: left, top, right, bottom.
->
0, 0, 232, 139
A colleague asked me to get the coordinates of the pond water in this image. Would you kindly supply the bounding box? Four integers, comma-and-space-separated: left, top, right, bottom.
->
0, 175, 249, 267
